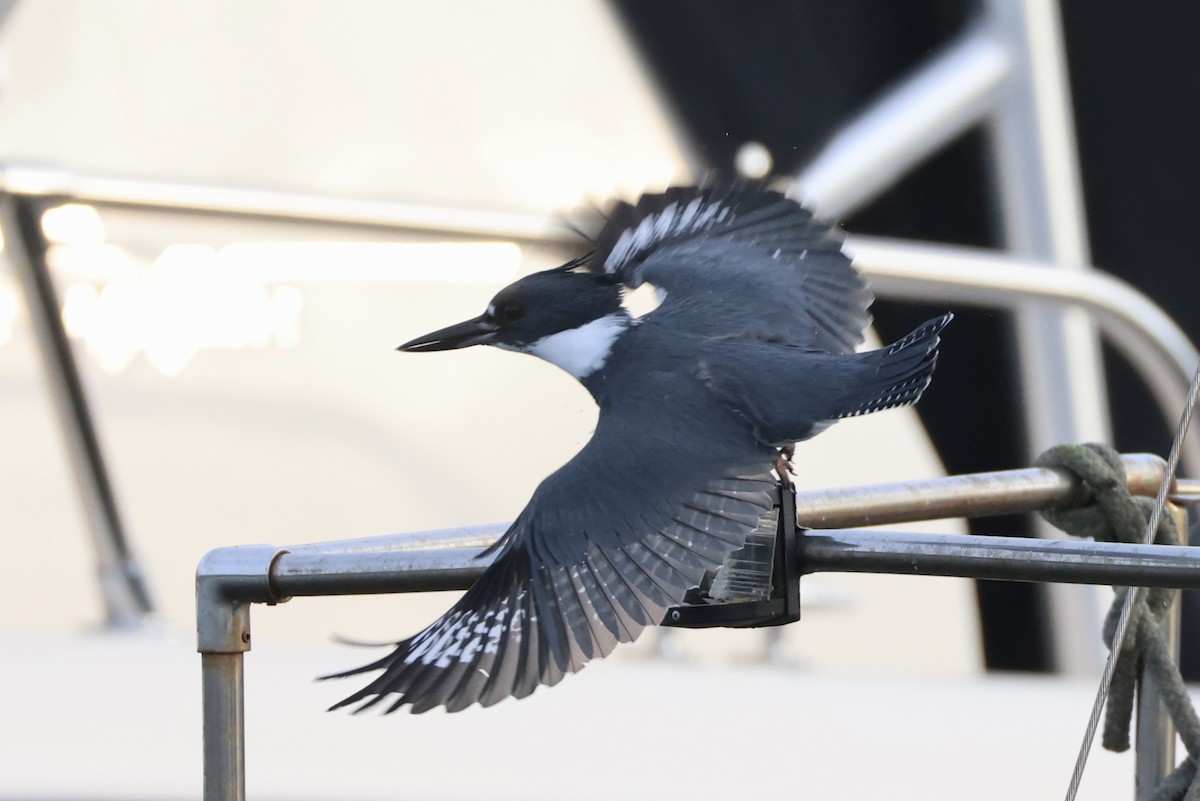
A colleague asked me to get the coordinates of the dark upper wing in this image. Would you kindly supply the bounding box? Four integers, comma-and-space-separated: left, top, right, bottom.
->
591, 185, 872, 353
326, 374, 776, 714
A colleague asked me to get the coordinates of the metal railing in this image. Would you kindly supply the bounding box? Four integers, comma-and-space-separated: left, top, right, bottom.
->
0, 191, 153, 627
2, 161, 1192, 797
198, 454, 1191, 801
791, 1, 1105, 674
4, 162, 1200, 635
794, 0, 1105, 484
0, 6, 1188, 799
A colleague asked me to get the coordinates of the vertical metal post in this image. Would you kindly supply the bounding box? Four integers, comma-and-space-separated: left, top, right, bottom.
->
202, 653, 246, 801
1133, 503, 1185, 801
197, 544, 285, 801
986, 0, 1107, 445
986, 0, 1111, 674
0, 191, 152, 627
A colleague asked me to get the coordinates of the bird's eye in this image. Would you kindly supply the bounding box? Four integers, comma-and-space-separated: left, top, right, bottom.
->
496, 301, 524, 324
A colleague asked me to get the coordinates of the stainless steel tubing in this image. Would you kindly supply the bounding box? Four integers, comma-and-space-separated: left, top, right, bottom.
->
4, 163, 1195, 468
0, 163, 553, 240
262, 529, 1200, 600
198, 456, 1198, 801
5, 163, 1192, 472
202, 653, 245, 801
792, 25, 1010, 218
848, 237, 1200, 477
793, 453, 1169, 529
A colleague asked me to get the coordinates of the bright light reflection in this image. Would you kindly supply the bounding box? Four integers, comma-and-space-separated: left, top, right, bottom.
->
41, 204, 106, 247
47, 243, 136, 281
62, 244, 304, 376
53, 239, 521, 376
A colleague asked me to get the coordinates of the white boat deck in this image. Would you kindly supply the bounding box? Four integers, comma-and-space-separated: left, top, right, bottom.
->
1, 628, 1141, 801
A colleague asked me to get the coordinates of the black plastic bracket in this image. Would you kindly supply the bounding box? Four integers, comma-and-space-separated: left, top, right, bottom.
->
661, 485, 801, 629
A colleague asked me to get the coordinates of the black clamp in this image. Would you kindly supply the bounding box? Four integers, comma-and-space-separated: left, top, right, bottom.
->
661, 485, 801, 629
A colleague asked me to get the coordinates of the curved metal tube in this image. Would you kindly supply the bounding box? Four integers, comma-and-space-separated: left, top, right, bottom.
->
846, 235, 1200, 476
4, 163, 1196, 472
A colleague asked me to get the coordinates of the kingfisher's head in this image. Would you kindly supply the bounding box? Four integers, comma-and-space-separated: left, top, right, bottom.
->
398, 266, 629, 379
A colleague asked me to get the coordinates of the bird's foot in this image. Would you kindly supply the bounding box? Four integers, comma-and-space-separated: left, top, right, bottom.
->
775, 445, 795, 489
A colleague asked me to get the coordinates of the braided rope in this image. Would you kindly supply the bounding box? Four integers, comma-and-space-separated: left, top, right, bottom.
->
1036, 444, 1197, 800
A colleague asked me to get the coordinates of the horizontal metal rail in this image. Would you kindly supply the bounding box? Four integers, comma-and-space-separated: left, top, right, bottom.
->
271, 454, 1177, 558
0, 163, 555, 240
196, 454, 1193, 801
3, 162, 1194, 470
805, 529, 1200, 586
264, 531, 1200, 599
794, 453, 1171, 528
198, 452, 1191, 638
264, 451, 1189, 597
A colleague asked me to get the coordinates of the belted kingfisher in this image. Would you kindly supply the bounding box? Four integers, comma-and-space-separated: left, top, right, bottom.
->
327, 184, 951, 714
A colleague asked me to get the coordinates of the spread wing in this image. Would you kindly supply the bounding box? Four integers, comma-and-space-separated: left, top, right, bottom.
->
591, 185, 872, 354
326, 185, 873, 713
326, 375, 777, 714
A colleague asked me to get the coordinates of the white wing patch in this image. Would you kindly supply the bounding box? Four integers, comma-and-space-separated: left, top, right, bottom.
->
403, 595, 525, 667
620, 282, 665, 319
603, 199, 732, 275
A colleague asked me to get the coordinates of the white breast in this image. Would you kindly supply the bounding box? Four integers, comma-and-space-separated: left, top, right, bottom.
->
524, 313, 630, 379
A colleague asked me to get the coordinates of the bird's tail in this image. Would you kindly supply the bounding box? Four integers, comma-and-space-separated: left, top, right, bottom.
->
837, 312, 953, 419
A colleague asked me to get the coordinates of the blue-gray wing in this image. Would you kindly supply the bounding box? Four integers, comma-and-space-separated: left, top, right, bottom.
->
592, 185, 871, 354
325, 383, 776, 713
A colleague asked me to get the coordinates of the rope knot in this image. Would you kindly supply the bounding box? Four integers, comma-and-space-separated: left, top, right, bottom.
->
1034, 444, 1196, 800
1035, 443, 1173, 547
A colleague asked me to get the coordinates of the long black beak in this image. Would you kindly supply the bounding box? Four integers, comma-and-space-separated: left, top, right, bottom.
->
397, 313, 498, 352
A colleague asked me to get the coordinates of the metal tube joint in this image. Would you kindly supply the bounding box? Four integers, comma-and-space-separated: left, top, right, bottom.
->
196, 545, 289, 654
